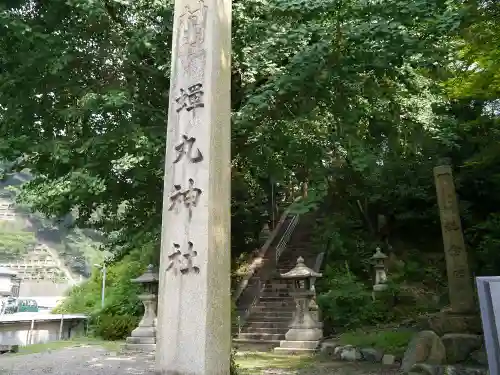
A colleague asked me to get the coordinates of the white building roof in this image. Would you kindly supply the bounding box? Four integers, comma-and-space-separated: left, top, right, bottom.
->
0, 267, 17, 277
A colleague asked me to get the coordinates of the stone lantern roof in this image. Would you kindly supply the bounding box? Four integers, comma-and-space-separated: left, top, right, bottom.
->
371, 247, 388, 260
280, 257, 322, 279
131, 264, 159, 284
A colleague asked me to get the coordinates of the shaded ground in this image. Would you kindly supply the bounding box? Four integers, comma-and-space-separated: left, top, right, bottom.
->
237, 352, 399, 375
0, 342, 399, 375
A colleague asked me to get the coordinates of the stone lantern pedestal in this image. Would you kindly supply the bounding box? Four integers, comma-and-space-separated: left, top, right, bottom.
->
124, 265, 159, 352
274, 257, 323, 354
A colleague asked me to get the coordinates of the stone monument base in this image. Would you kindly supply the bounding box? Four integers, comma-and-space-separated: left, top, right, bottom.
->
273, 339, 320, 354
273, 327, 322, 354
285, 327, 322, 342
123, 325, 156, 353
123, 336, 156, 352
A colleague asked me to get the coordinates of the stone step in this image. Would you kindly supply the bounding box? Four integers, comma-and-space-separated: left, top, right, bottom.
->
122, 343, 157, 352
251, 306, 295, 313
232, 338, 280, 352
260, 291, 291, 298
246, 318, 291, 325
245, 321, 290, 329
238, 332, 286, 341
240, 327, 288, 334
126, 336, 156, 345
259, 295, 294, 301
250, 312, 294, 320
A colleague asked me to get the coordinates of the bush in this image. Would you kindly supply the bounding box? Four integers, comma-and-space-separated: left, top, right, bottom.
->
92, 313, 139, 341
53, 250, 146, 317
317, 264, 394, 332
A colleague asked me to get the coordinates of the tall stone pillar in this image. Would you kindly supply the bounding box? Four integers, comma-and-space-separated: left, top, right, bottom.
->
156, 0, 232, 374
434, 161, 474, 314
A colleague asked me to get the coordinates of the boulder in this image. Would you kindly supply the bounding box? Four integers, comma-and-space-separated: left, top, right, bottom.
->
334, 345, 362, 361
360, 347, 383, 362
320, 340, 339, 357
441, 334, 483, 363
469, 347, 488, 366
400, 330, 446, 373
417, 312, 482, 336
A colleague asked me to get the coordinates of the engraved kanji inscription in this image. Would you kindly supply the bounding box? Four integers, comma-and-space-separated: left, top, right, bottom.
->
183, 179, 202, 208
174, 135, 203, 163
439, 178, 455, 210
177, 0, 208, 80
175, 83, 205, 113
443, 219, 460, 232
447, 244, 463, 257
452, 268, 466, 279
168, 179, 202, 211
166, 241, 200, 274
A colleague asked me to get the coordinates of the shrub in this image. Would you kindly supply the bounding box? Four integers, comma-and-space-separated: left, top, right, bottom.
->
92, 313, 139, 341
317, 264, 395, 332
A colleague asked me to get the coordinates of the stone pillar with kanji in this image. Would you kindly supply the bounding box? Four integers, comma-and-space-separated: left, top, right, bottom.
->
434, 161, 474, 314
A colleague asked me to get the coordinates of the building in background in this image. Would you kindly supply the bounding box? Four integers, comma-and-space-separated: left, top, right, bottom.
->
0, 267, 17, 297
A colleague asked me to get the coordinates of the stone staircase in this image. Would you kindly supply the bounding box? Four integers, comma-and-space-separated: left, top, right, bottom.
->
233, 214, 318, 351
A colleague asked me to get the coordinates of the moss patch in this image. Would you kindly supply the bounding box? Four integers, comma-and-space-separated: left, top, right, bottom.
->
338, 329, 414, 357
9, 337, 122, 356
236, 352, 315, 373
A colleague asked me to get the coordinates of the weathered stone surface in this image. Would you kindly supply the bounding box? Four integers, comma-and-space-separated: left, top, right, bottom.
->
334, 345, 362, 361
382, 354, 396, 365
441, 333, 482, 363
469, 347, 488, 366
360, 347, 383, 362
410, 364, 488, 375
417, 312, 482, 336
433, 164, 475, 314
155, 0, 232, 373
401, 331, 446, 373
319, 340, 338, 357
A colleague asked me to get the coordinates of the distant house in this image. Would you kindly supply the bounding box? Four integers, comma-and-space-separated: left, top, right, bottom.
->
0, 267, 17, 297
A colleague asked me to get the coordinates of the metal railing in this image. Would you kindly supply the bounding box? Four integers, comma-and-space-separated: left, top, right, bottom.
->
232, 215, 301, 335
275, 215, 300, 264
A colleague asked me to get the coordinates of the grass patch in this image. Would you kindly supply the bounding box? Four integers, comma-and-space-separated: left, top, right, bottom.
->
338, 329, 414, 357
10, 337, 122, 356
236, 352, 315, 373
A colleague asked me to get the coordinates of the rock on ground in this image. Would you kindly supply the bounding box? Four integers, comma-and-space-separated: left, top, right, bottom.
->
441, 334, 482, 363
400, 330, 446, 373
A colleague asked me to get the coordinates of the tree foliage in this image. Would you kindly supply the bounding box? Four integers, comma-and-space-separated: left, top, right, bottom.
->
0, 0, 499, 284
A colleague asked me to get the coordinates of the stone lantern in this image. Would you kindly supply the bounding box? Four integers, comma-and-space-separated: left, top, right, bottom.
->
274, 256, 323, 354
124, 264, 159, 352
371, 247, 388, 292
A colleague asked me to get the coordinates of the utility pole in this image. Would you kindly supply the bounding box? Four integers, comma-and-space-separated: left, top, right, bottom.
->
94, 263, 107, 309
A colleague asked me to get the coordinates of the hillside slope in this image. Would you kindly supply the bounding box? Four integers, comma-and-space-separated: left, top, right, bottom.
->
0, 172, 104, 282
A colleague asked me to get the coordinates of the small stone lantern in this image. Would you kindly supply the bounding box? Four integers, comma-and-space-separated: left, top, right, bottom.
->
124, 264, 159, 351
274, 257, 323, 354
371, 247, 388, 292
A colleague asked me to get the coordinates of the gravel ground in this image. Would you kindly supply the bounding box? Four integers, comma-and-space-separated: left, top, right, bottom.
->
0, 346, 399, 375
0, 346, 156, 375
